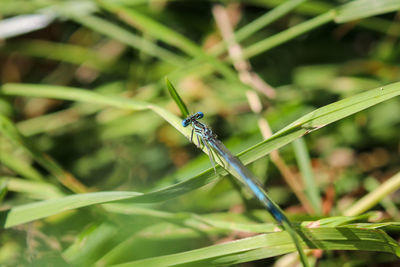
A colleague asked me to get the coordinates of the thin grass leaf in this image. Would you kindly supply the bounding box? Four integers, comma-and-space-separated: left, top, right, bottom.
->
238, 82, 400, 167
243, 0, 400, 59
346, 222, 400, 230
209, 0, 308, 56
0, 191, 141, 228
0, 84, 191, 140
2, 177, 64, 199
344, 171, 400, 216
336, 0, 400, 23
1, 82, 400, 208
100, 1, 201, 57
165, 77, 189, 118
364, 177, 400, 220
236, 0, 308, 43
63, 223, 117, 266
243, 11, 336, 59
0, 148, 44, 181
0, 178, 8, 204
101, 3, 240, 82
112, 227, 400, 266
293, 138, 322, 214
251, 0, 400, 36
16, 103, 101, 136
103, 203, 277, 233
302, 213, 375, 227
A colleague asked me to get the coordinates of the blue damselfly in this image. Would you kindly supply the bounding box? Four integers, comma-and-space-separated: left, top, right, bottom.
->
182, 112, 308, 265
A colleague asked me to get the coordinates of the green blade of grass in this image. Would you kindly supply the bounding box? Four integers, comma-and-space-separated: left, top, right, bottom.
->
112, 227, 400, 266
1, 82, 399, 229
209, 0, 308, 56
100, 3, 240, 83
2, 82, 400, 197
243, 10, 336, 59
292, 138, 322, 214
0, 84, 192, 141
63, 223, 118, 266
100, 1, 201, 57
344, 171, 400, 216
243, 0, 400, 59
252, 0, 400, 36
236, 0, 309, 43
0, 148, 44, 181
6, 81, 399, 171
2, 177, 64, 199
0, 191, 142, 228
0, 178, 8, 204
336, 0, 400, 23
165, 77, 189, 118
239, 82, 400, 167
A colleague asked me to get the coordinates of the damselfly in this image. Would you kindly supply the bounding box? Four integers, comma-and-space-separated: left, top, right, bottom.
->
182, 112, 307, 264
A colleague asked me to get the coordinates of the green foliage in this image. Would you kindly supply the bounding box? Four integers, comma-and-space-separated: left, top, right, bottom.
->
0, 0, 399, 266
165, 78, 189, 118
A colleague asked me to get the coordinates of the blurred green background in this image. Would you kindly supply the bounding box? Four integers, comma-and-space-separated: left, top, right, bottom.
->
0, 0, 400, 266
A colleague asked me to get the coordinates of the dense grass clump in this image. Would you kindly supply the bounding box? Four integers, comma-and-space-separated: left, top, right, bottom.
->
0, 0, 400, 266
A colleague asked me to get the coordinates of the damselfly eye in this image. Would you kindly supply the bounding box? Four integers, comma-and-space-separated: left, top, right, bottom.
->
196, 112, 204, 119
182, 119, 190, 127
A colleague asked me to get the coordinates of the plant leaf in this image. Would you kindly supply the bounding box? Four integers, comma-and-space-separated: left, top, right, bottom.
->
112, 227, 400, 266
165, 78, 189, 118
0, 191, 141, 228
336, 0, 400, 23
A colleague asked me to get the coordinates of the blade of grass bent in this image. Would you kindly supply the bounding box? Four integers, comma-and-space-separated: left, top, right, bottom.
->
1, 82, 399, 218
2, 82, 400, 175
165, 77, 189, 118
0, 191, 142, 228
112, 227, 400, 266
0, 84, 192, 140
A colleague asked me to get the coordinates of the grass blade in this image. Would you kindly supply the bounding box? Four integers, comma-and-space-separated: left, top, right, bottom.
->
112, 227, 400, 266
1, 82, 399, 205
344, 171, 400, 216
165, 77, 189, 118
1, 82, 399, 231
243, 11, 336, 59
293, 138, 322, 214
0, 191, 141, 228
336, 0, 400, 23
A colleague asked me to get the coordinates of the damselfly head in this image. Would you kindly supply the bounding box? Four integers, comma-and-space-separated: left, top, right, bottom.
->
182, 112, 204, 127
182, 119, 190, 127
